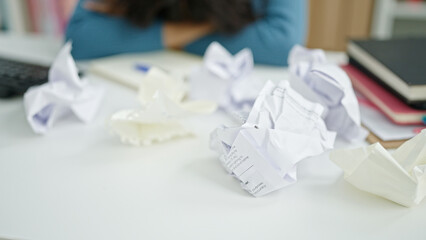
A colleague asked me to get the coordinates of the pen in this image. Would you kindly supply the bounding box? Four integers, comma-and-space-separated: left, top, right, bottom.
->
135, 63, 170, 73
135, 63, 150, 73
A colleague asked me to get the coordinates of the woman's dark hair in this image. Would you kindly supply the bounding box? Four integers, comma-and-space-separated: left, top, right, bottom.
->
105, 0, 259, 34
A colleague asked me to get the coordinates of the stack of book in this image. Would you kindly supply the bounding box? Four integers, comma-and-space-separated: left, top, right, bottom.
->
0, 0, 76, 36
342, 38, 426, 148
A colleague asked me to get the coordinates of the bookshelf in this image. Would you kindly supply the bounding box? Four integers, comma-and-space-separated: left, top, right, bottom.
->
371, 0, 426, 39
394, 1, 426, 19
0, 0, 77, 36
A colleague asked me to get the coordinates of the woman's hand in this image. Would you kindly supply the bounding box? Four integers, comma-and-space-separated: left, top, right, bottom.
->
85, 1, 214, 49
163, 22, 214, 49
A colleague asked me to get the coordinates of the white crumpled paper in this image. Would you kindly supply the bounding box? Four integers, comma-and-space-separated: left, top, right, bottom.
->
189, 42, 262, 113
330, 129, 426, 207
288, 45, 327, 78
24, 42, 103, 134
109, 67, 217, 145
211, 80, 336, 197
288, 45, 367, 142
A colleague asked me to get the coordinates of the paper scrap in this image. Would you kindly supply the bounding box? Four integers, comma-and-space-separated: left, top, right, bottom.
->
24, 42, 103, 134
110, 67, 217, 145
211, 80, 336, 197
330, 129, 426, 207
288, 45, 367, 142
189, 42, 262, 113
288, 45, 327, 78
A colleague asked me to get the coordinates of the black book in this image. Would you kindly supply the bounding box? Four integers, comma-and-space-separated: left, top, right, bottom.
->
347, 38, 426, 109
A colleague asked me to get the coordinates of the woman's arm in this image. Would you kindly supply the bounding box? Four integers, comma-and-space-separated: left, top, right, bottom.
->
163, 22, 214, 50
185, 0, 307, 66
66, 0, 306, 65
66, 0, 213, 59
66, 1, 163, 59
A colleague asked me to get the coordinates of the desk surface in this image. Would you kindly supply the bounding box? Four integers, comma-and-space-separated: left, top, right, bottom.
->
0, 33, 425, 240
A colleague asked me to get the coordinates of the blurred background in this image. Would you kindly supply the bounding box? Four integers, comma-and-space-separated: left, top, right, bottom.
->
307, 0, 426, 50
0, 0, 425, 51
0, 0, 75, 38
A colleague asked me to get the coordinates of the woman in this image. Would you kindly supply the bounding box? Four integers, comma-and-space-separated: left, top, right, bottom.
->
66, 0, 306, 66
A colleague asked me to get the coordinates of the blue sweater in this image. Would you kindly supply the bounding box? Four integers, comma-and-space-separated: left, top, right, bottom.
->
66, 0, 306, 66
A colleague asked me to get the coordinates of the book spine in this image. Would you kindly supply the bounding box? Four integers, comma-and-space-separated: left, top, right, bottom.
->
26, 0, 39, 32
61, 0, 78, 25
0, 0, 7, 31
5, 0, 29, 33
47, 0, 61, 36
38, 0, 54, 36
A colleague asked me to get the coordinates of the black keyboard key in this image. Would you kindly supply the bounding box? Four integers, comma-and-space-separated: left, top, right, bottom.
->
0, 57, 50, 98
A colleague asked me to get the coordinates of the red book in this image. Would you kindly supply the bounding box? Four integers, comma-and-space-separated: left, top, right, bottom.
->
26, 0, 40, 33
342, 64, 426, 125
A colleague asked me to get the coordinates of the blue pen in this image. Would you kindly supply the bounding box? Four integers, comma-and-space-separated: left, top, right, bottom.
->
422, 115, 426, 125
135, 63, 151, 73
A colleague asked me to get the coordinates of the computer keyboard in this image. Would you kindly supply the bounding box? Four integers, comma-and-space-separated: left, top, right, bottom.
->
0, 57, 49, 98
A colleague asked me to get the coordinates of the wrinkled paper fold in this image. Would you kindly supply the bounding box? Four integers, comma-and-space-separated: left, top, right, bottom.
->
288, 45, 367, 142
211, 80, 336, 196
331, 129, 426, 207
189, 42, 262, 113
24, 42, 103, 134
110, 67, 216, 145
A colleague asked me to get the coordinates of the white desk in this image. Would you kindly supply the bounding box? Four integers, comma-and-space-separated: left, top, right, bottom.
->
1, 34, 425, 240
